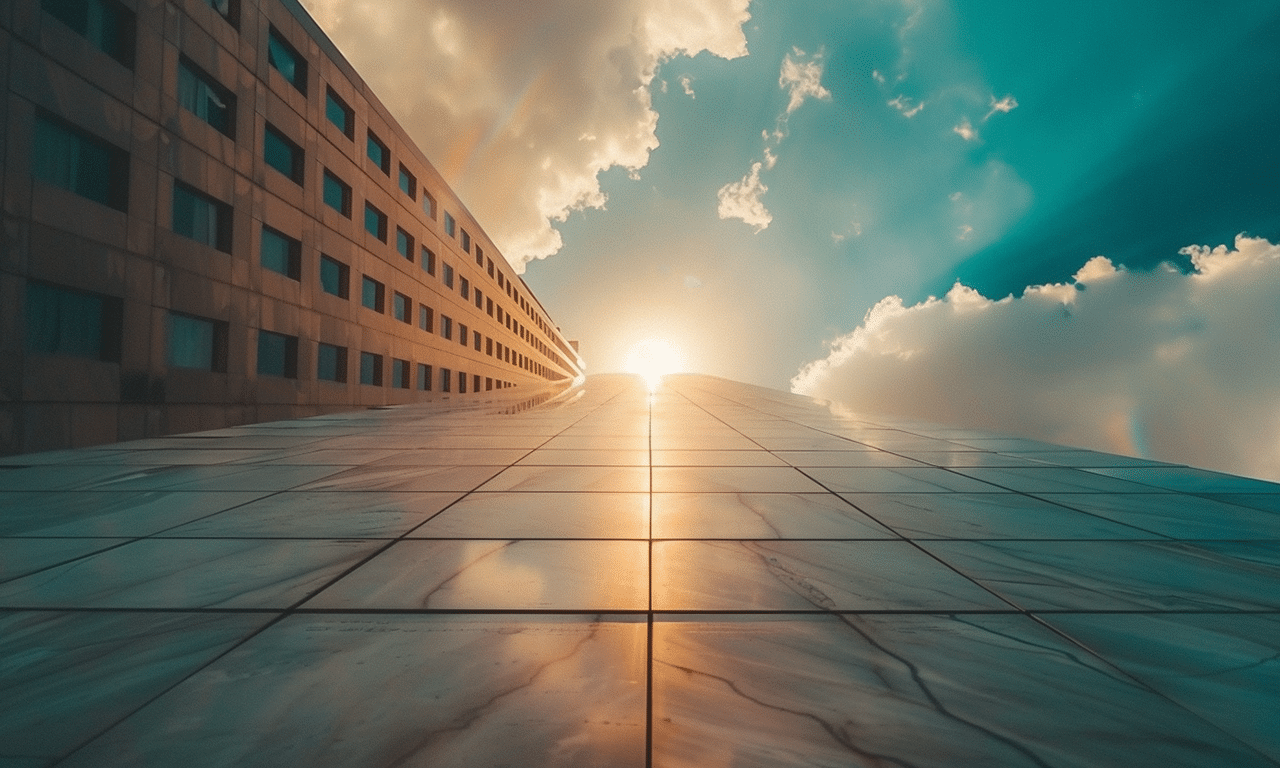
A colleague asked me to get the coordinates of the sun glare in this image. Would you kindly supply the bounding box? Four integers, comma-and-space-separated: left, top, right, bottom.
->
625, 338, 685, 391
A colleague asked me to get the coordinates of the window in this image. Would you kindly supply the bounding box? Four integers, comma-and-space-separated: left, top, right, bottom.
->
486, 297, 493, 316
443, 212, 456, 238
322, 170, 351, 216
473, 330, 481, 351
474, 289, 483, 310
475, 245, 484, 268
398, 165, 415, 198
260, 226, 300, 280
359, 351, 382, 385
473, 374, 481, 393
25, 281, 122, 361
458, 323, 468, 347
497, 272, 505, 289
172, 181, 231, 252
325, 87, 353, 139
178, 58, 234, 137
461, 229, 471, 254
202, 0, 237, 25
317, 342, 347, 382
264, 123, 302, 184
168, 312, 227, 371
319, 255, 349, 298
366, 131, 389, 174
417, 363, 431, 391
257, 330, 297, 378
422, 192, 436, 219
42, 0, 135, 67
361, 276, 384, 312
485, 377, 493, 391
418, 304, 433, 333
459, 277, 469, 300
487, 258, 494, 278
393, 292, 410, 323
267, 27, 306, 94
364, 202, 387, 241
458, 371, 467, 394
33, 114, 129, 212
392, 358, 410, 389
442, 262, 454, 289
395, 227, 413, 260
421, 246, 436, 276
440, 315, 452, 341
485, 337, 492, 356
440, 367, 451, 392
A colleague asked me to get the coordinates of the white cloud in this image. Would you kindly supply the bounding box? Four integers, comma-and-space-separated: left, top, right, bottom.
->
956, 224, 973, 240
888, 95, 925, 118
684, 275, 703, 288
680, 74, 697, 99
717, 47, 829, 233
983, 93, 1018, 121
792, 235, 1280, 482
952, 116, 977, 141
872, 69, 886, 84
717, 161, 772, 232
779, 47, 832, 114
299, 0, 750, 270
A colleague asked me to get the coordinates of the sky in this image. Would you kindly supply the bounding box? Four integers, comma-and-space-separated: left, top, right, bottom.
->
300, 0, 1280, 479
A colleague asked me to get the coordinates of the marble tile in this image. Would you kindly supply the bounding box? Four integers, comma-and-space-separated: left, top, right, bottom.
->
948, 467, 1172, 493
652, 541, 1004, 610
295, 465, 503, 492
652, 466, 826, 493
0, 539, 382, 609
893, 451, 1048, 468
773, 451, 927, 468
919, 540, 1280, 610
159, 492, 464, 538
841, 493, 1155, 539
750, 436, 873, 451
651, 434, 761, 450
1037, 493, 1280, 539
1203, 493, 1280, 514
1016, 450, 1178, 468
369, 449, 532, 466
0, 611, 270, 765
0, 491, 268, 537
84, 464, 353, 493
60, 615, 647, 768
1042, 613, 1280, 762
652, 450, 786, 467
68, 449, 271, 465
540, 435, 649, 450
411, 492, 649, 539
0, 465, 168, 492
804, 467, 1006, 493
477, 465, 649, 493
306, 540, 648, 610
652, 493, 895, 539
1084, 466, 1280, 494
949, 437, 1080, 452
652, 614, 1270, 767
0, 538, 129, 582
516, 449, 650, 466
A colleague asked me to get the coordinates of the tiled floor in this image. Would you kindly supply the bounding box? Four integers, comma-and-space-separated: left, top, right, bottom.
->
2, 374, 1278, 766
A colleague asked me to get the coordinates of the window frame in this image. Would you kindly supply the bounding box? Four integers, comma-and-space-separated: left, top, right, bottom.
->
319, 254, 350, 299
172, 180, 232, 252
366, 130, 390, 175
322, 169, 351, 217
263, 122, 303, 184
363, 202, 387, 242
260, 225, 301, 280
178, 57, 235, 138
33, 112, 130, 212
324, 87, 354, 139
316, 342, 348, 382
167, 311, 228, 372
256, 329, 298, 378
361, 275, 385, 313
267, 26, 307, 94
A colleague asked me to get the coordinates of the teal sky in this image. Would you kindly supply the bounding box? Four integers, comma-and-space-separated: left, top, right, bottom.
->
517, 0, 1280, 385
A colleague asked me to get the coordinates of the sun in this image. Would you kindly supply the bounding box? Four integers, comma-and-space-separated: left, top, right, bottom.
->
625, 338, 685, 391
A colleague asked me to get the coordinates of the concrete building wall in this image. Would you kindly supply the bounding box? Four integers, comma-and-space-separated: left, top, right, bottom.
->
0, 0, 584, 455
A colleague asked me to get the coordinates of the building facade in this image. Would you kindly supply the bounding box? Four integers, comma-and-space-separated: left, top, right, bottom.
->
0, 0, 584, 455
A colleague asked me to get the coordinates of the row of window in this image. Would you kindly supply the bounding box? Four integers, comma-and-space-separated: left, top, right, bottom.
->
35, 0, 574, 377
24, 280, 516, 393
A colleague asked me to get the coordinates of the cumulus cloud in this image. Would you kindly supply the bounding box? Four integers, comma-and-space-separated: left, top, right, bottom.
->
716, 161, 772, 232
299, 0, 750, 269
983, 93, 1018, 121
888, 95, 925, 118
718, 48, 829, 231
680, 75, 697, 99
953, 116, 977, 141
792, 235, 1280, 481
779, 47, 833, 114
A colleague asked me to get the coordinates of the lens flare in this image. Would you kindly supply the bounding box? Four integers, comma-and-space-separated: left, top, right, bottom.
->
625, 338, 684, 391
